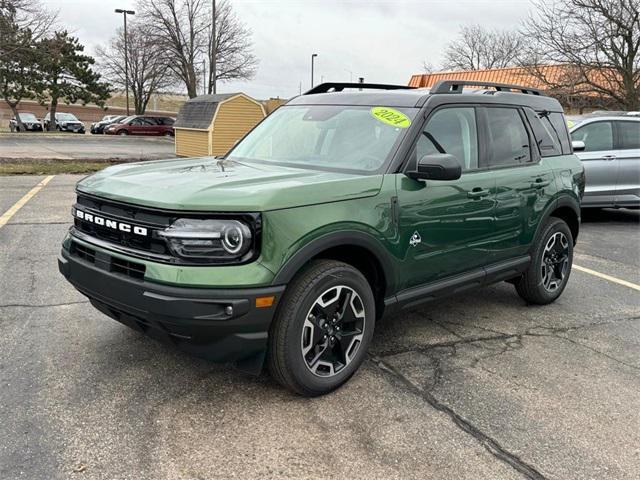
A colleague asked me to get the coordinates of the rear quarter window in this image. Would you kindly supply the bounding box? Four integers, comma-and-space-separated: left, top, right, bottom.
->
523, 108, 562, 157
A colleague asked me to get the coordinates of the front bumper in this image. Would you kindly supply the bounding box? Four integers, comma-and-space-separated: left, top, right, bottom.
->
58, 246, 285, 372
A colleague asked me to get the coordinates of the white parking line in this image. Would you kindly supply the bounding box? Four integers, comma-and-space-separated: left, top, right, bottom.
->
573, 264, 640, 292
0, 175, 55, 229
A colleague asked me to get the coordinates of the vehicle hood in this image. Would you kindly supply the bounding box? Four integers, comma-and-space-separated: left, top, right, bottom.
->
76, 157, 384, 211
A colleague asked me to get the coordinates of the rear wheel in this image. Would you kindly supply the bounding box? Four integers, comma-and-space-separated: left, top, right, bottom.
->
515, 217, 573, 305
268, 260, 375, 396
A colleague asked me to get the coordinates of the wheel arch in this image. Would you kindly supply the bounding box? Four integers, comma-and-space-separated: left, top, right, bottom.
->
271, 231, 396, 318
537, 195, 581, 245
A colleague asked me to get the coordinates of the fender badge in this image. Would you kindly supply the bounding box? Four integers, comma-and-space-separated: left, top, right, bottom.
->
409, 231, 422, 247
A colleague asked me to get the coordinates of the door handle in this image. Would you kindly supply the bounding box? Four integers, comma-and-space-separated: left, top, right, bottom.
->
601, 155, 617, 161
531, 178, 551, 188
467, 188, 490, 199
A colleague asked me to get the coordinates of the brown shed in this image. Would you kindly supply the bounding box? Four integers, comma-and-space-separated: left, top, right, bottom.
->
174, 93, 266, 157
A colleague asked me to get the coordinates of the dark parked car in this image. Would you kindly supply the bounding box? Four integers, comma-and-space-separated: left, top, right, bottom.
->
90, 115, 126, 134
9, 112, 43, 132
43, 112, 85, 133
103, 115, 175, 136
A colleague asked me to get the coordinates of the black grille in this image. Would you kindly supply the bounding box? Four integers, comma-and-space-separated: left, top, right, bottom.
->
73, 242, 96, 263
72, 192, 261, 265
111, 256, 146, 280
70, 241, 146, 281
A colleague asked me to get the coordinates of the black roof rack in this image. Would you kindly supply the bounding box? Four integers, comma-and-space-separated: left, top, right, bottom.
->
304, 82, 417, 95
430, 80, 544, 96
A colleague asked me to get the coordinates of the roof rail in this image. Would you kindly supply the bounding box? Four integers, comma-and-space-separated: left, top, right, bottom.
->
304, 82, 416, 95
430, 80, 544, 96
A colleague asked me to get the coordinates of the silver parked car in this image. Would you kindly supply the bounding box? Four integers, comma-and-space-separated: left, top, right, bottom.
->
568, 113, 640, 208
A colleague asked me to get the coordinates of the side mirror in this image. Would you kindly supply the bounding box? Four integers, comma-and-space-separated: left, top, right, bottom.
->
572, 140, 586, 152
407, 153, 462, 181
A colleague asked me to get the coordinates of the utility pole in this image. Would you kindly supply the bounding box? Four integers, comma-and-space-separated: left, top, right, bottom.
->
311, 53, 318, 89
115, 9, 135, 115
211, 0, 216, 94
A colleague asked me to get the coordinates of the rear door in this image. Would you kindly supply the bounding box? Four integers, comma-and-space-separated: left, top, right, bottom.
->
570, 120, 617, 207
396, 105, 497, 290
482, 106, 556, 264
613, 120, 640, 207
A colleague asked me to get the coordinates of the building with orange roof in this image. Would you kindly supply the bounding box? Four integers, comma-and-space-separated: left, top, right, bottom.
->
409, 65, 622, 113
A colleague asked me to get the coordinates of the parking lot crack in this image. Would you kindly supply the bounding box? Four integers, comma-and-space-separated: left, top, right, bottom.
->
370, 356, 547, 480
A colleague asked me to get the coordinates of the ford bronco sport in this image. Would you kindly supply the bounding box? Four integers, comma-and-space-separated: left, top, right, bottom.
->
59, 80, 585, 396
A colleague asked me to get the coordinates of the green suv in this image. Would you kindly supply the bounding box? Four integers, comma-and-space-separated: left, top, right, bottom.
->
59, 80, 585, 396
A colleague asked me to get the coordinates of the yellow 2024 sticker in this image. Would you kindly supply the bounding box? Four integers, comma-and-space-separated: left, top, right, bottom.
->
370, 107, 411, 128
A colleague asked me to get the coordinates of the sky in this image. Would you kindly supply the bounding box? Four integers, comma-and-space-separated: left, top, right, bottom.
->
41, 0, 535, 99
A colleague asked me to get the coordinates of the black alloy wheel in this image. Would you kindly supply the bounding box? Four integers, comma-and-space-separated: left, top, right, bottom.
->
301, 285, 365, 377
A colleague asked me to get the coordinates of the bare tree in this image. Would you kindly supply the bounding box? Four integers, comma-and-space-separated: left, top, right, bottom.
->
97, 24, 174, 114
206, 0, 257, 94
521, 0, 640, 110
138, 0, 209, 98
442, 24, 523, 71
137, 0, 257, 98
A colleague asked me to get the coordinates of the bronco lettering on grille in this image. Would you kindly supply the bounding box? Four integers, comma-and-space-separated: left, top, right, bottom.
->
74, 208, 148, 237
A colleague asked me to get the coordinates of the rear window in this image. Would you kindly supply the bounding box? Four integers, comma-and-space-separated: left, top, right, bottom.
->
617, 121, 640, 149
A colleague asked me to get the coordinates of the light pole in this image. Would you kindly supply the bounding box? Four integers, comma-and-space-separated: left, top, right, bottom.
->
311, 53, 318, 89
115, 8, 135, 115
211, 0, 216, 94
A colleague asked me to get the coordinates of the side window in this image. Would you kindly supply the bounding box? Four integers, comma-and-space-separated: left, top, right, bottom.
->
523, 108, 561, 156
571, 122, 613, 151
616, 121, 640, 149
484, 107, 532, 167
413, 107, 478, 170
548, 112, 572, 154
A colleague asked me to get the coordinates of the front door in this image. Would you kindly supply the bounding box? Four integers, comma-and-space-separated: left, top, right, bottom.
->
571, 120, 618, 207
396, 106, 496, 291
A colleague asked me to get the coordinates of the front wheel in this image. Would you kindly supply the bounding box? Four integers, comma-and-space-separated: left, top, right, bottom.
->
268, 260, 375, 396
118, 130, 128, 136
515, 217, 573, 305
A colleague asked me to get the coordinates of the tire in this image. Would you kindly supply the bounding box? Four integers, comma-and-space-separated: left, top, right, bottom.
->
118, 130, 128, 136
515, 217, 573, 305
268, 260, 375, 396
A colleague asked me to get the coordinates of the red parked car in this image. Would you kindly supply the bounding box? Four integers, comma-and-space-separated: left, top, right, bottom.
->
104, 115, 175, 136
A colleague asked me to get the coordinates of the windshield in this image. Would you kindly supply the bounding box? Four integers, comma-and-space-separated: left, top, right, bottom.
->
227, 105, 416, 173
56, 113, 78, 121
18, 113, 37, 122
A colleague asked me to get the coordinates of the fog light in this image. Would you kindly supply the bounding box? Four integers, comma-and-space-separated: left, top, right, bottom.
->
225, 305, 233, 316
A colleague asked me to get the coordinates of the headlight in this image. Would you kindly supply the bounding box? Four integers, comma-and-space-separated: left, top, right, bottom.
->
159, 218, 254, 262
61, 122, 67, 127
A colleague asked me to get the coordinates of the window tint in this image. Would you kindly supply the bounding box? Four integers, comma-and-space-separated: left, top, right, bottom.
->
523, 108, 560, 157
571, 121, 613, 151
484, 107, 531, 166
617, 121, 640, 149
548, 112, 572, 154
414, 107, 478, 170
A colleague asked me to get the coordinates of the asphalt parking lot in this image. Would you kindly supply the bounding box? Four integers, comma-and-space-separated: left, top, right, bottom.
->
1, 175, 639, 480
0, 135, 176, 162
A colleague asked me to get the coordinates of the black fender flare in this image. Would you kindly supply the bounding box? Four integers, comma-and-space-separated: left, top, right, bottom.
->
532, 194, 581, 247
271, 230, 397, 295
